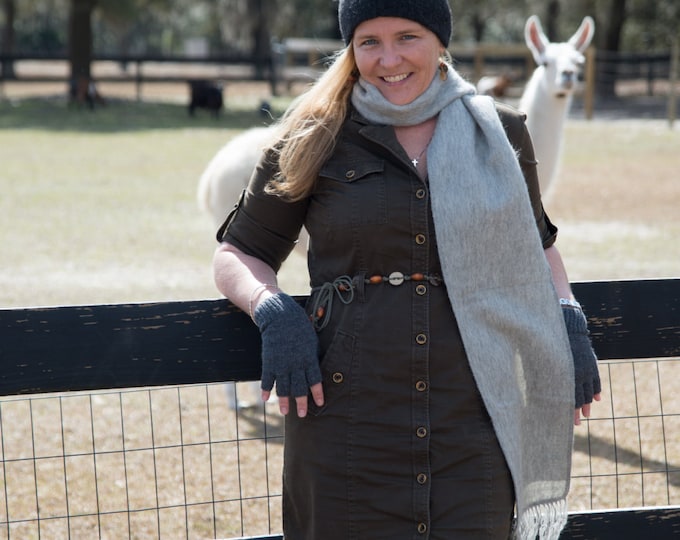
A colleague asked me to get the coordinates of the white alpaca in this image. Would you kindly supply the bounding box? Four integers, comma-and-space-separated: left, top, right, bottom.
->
519, 15, 595, 196
198, 126, 274, 228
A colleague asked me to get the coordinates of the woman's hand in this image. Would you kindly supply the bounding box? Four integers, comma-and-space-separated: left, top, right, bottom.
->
562, 305, 602, 426
264, 383, 325, 418
254, 292, 324, 417
574, 393, 601, 426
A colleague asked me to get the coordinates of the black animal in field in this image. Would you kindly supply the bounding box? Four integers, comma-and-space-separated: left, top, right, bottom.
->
188, 80, 224, 118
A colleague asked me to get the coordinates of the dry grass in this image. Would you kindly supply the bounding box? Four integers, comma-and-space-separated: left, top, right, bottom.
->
548, 119, 680, 282
1, 83, 679, 537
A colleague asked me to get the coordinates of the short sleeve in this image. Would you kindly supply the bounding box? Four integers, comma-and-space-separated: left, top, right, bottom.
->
216, 149, 309, 272
496, 102, 558, 248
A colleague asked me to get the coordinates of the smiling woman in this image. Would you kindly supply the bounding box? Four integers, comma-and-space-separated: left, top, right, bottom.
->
211, 1, 601, 539
352, 18, 446, 106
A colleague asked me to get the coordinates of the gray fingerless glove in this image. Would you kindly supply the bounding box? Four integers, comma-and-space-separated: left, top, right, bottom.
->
562, 305, 601, 409
253, 292, 322, 398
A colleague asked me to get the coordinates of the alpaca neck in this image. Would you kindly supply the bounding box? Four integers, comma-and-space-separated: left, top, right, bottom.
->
519, 68, 573, 194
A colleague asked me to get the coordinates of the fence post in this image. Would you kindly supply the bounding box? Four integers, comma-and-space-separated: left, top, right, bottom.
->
135, 59, 143, 102
668, 35, 678, 128
584, 47, 596, 120
473, 46, 485, 83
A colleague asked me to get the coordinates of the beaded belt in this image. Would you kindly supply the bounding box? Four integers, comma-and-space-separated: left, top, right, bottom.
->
310, 272, 442, 330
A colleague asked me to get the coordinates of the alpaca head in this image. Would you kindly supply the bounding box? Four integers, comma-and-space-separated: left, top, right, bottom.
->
524, 15, 595, 99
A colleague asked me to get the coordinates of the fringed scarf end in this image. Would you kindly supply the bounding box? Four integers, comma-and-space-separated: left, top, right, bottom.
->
514, 499, 568, 540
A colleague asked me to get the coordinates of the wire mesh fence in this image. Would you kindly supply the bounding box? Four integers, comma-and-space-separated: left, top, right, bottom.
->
0, 358, 678, 539
570, 357, 680, 511
0, 383, 283, 539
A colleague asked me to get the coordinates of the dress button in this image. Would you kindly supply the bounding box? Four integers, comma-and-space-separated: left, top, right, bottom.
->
415, 380, 428, 392
415, 284, 427, 295
332, 372, 344, 383
345, 170, 356, 179
415, 333, 427, 345
416, 427, 427, 438
415, 234, 426, 245
417, 522, 428, 534
415, 188, 426, 199
417, 473, 428, 484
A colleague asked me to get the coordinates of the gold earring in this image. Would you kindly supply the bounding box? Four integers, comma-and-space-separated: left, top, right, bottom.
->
439, 62, 448, 81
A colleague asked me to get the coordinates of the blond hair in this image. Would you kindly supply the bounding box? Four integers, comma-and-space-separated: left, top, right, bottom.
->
266, 46, 357, 201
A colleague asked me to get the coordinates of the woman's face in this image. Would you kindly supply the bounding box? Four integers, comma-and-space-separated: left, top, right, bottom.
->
352, 17, 443, 105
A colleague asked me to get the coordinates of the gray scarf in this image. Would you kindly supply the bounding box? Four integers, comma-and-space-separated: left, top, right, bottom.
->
352, 68, 574, 540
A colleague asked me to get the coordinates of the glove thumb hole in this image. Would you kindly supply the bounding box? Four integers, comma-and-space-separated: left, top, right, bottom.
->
575, 388, 585, 410
261, 373, 275, 392
593, 377, 602, 396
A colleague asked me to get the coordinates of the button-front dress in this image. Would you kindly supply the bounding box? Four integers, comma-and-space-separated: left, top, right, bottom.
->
219, 104, 557, 540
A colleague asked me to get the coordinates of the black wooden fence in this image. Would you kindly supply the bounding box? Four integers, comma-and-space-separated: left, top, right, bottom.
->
1, 278, 679, 538
0, 48, 673, 99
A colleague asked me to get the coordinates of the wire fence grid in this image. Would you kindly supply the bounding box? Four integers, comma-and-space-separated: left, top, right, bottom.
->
0, 357, 678, 539
0, 383, 283, 540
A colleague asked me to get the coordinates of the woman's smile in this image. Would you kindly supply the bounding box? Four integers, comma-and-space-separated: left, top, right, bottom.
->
353, 17, 443, 105
382, 73, 411, 84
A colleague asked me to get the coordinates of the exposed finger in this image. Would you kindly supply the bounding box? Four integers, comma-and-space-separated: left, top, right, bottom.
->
278, 396, 290, 416
581, 403, 592, 418
310, 382, 324, 407
295, 395, 308, 418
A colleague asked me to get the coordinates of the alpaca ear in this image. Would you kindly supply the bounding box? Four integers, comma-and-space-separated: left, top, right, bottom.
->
525, 15, 549, 62
568, 16, 595, 53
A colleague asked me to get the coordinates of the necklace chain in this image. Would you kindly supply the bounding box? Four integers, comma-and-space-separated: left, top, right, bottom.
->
411, 137, 433, 168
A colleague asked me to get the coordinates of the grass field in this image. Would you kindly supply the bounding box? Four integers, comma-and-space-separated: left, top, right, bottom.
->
0, 91, 302, 308
1, 89, 678, 309
1, 87, 679, 538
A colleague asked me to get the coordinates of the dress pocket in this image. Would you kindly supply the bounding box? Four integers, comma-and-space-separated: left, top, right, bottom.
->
308, 330, 355, 416
315, 159, 387, 227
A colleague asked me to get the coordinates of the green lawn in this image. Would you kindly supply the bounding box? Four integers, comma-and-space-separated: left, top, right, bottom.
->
0, 97, 291, 307
1, 96, 679, 309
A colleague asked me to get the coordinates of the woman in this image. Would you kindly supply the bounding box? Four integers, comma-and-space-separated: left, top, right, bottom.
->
213, 1, 601, 538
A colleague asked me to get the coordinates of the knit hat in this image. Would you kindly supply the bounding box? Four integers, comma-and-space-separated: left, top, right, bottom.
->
338, 0, 453, 46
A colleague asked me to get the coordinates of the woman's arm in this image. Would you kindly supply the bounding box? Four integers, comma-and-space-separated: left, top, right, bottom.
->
213, 241, 324, 417
213, 241, 280, 318
544, 244, 601, 425
544, 245, 574, 300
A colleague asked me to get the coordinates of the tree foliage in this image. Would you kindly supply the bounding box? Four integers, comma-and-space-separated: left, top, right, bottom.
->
3, 0, 678, 57
2, 0, 679, 94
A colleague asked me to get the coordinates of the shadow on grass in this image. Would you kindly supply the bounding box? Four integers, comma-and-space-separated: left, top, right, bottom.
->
574, 431, 680, 488
0, 96, 284, 132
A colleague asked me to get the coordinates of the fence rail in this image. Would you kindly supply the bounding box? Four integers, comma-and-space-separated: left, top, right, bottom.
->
0, 48, 674, 98
1, 278, 679, 538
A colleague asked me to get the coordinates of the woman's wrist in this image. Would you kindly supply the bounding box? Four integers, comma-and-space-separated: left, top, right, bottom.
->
249, 284, 281, 319
559, 297, 581, 310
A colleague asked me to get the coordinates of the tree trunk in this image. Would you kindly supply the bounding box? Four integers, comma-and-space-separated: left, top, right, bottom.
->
69, 0, 96, 81
250, 0, 272, 80
1, 0, 16, 79
597, 0, 627, 98
471, 11, 485, 43
546, 0, 560, 42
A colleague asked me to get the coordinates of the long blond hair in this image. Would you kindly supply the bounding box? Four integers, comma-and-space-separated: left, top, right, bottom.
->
266, 46, 358, 201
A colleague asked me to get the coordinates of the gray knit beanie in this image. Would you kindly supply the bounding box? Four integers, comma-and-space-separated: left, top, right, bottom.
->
338, 0, 453, 46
